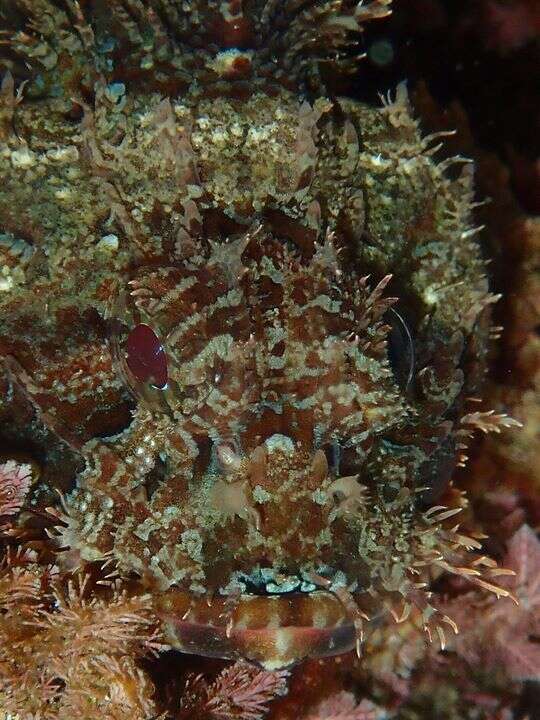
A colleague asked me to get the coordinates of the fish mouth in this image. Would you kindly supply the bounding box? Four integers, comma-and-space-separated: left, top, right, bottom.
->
219, 568, 319, 597
218, 565, 354, 598
155, 588, 356, 670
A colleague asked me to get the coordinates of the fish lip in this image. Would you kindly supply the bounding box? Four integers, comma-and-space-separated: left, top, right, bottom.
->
155, 589, 357, 668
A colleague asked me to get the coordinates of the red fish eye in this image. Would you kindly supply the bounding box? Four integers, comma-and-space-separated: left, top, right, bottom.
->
125, 323, 168, 390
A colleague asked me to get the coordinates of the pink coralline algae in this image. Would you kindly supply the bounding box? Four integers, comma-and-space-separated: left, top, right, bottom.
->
0, 459, 32, 517
304, 692, 381, 720
178, 661, 289, 719
444, 524, 540, 681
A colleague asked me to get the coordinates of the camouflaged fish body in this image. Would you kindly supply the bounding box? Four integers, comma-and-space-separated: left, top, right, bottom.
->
0, 1, 516, 668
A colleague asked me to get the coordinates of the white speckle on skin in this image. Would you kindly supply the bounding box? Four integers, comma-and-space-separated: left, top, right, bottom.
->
180, 529, 203, 562
265, 434, 295, 455
46, 146, 79, 163
312, 489, 328, 505
253, 485, 272, 503
97, 234, 119, 252
10, 147, 37, 169
0, 267, 13, 292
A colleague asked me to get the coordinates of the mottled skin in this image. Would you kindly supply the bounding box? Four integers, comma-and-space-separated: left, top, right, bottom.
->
0, 0, 514, 667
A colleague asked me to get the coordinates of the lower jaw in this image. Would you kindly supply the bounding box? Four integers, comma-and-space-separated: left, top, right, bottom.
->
155, 589, 356, 670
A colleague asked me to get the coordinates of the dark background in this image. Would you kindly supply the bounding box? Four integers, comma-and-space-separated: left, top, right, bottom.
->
351, 0, 539, 215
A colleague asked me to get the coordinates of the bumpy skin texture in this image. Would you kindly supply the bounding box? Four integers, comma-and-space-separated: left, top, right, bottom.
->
0, 0, 512, 667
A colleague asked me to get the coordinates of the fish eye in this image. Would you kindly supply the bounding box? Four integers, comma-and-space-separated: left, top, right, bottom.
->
106, 286, 172, 409
108, 313, 170, 409
385, 307, 415, 391
106, 281, 247, 418
125, 323, 168, 390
